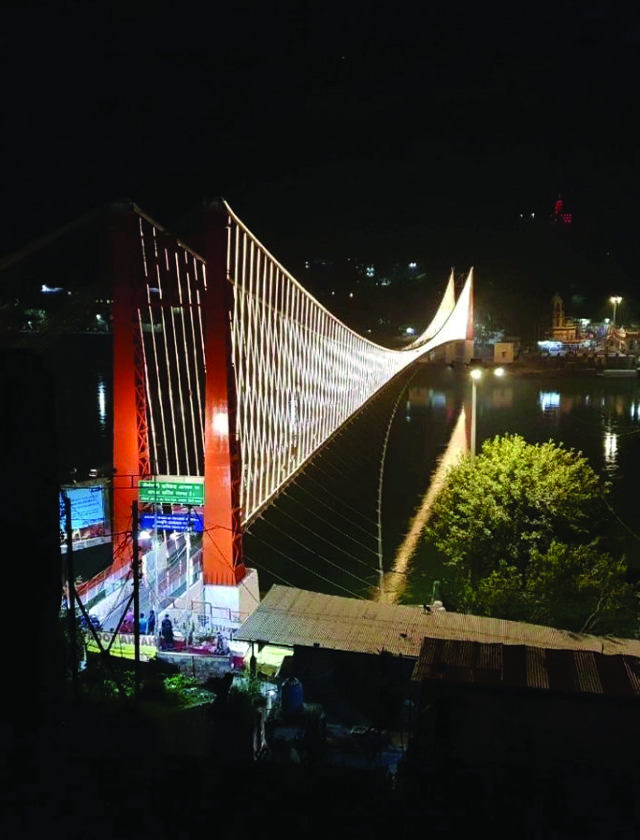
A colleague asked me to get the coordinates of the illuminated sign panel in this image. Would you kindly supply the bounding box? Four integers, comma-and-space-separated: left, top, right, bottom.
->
138, 477, 204, 506
139, 513, 203, 532
60, 484, 110, 552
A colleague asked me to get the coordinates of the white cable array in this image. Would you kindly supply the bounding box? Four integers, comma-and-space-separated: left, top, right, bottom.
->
132, 206, 472, 523
224, 202, 473, 524
137, 216, 208, 477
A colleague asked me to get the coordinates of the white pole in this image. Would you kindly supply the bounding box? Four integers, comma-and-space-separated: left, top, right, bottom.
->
186, 531, 192, 598
471, 378, 477, 461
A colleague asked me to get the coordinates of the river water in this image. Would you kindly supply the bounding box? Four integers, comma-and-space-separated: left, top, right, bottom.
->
384, 364, 640, 605
51, 336, 640, 603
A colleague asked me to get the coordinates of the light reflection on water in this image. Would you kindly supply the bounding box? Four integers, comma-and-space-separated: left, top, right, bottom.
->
603, 428, 619, 473
395, 368, 640, 602
539, 391, 560, 412
97, 375, 107, 433
380, 405, 467, 603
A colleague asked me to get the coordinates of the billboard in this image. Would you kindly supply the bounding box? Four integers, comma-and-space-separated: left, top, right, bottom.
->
60, 484, 110, 552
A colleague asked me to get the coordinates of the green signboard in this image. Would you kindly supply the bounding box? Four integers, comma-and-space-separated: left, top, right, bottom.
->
138, 477, 204, 506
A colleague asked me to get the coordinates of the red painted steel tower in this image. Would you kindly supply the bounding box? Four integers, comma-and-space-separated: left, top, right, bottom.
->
110, 201, 244, 585
201, 201, 245, 585
110, 205, 151, 571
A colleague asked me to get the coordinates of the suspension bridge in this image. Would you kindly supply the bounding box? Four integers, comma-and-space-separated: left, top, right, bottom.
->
2, 199, 474, 628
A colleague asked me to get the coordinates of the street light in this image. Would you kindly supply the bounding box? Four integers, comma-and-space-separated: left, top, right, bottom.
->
610, 296, 622, 327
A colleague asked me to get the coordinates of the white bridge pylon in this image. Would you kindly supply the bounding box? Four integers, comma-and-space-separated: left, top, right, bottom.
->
225, 202, 473, 524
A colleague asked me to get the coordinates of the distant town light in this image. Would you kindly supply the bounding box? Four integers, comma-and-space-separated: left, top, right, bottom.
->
96, 314, 102, 321
538, 340, 563, 351
349, 292, 354, 298
409, 262, 417, 269
405, 327, 415, 335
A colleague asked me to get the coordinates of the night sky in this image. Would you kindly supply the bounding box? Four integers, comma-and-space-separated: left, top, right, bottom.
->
2, 1, 640, 332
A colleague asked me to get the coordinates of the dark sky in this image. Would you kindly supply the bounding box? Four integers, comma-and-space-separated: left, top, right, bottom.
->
2, 1, 640, 323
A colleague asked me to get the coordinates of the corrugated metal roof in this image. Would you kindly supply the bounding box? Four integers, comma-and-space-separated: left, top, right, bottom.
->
412, 639, 640, 699
235, 585, 640, 660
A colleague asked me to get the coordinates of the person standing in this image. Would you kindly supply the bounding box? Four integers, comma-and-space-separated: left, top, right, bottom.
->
147, 609, 156, 635
160, 614, 174, 650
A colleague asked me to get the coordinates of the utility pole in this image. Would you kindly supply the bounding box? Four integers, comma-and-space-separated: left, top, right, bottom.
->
64, 494, 78, 698
132, 499, 141, 701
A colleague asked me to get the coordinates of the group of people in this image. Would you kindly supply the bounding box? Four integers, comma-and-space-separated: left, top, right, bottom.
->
120, 609, 156, 635
138, 610, 156, 635
116, 612, 229, 655
117, 610, 177, 649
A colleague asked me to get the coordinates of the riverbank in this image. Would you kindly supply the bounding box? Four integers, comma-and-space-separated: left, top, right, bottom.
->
506, 358, 638, 378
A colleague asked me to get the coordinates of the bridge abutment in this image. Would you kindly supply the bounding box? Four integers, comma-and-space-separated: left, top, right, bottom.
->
202, 567, 260, 631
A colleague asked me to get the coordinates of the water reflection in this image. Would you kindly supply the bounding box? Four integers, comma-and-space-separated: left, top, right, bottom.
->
408, 386, 447, 408
379, 405, 468, 603
489, 387, 514, 409
539, 391, 560, 412
603, 428, 618, 472
97, 376, 107, 432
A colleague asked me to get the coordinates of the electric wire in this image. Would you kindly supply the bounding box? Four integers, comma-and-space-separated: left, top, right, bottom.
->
249, 517, 378, 591
244, 528, 367, 599
303, 471, 378, 526
309, 460, 375, 512
243, 552, 300, 589
603, 494, 640, 545
275, 500, 379, 560
282, 481, 378, 543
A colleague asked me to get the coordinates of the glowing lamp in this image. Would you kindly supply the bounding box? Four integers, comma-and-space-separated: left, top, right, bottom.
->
213, 411, 229, 436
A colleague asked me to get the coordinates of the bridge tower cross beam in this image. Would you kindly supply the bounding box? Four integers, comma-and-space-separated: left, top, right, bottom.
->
202, 201, 246, 587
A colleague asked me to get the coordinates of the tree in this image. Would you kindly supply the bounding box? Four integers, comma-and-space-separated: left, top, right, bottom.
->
426, 434, 637, 634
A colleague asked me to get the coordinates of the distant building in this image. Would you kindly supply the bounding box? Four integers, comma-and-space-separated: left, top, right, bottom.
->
550, 293, 577, 341
494, 342, 514, 364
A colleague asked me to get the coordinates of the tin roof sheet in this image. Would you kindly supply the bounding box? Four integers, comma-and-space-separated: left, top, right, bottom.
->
412, 639, 640, 699
235, 585, 640, 659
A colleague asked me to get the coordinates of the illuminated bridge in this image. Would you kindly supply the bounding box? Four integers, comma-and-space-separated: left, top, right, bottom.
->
3, 200, 473, 619
108, 201, 473, 595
